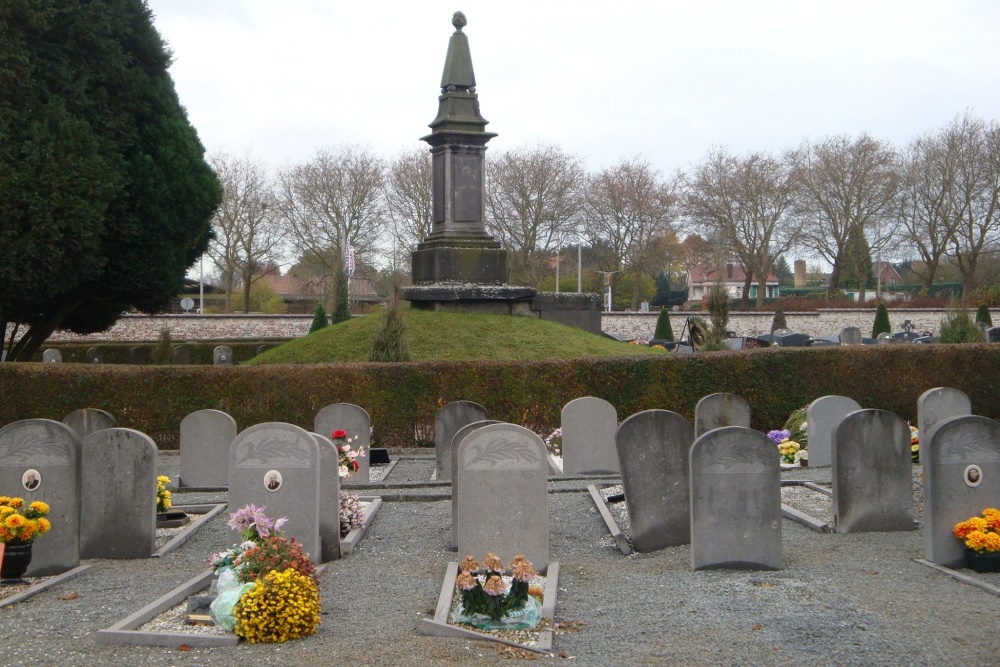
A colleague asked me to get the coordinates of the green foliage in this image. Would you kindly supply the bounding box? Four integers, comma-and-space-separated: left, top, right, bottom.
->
151, 328, 174, 365
871, 303, 891, 338
368, 289, 410, 362
330, 266, 350, 324
308, 305, 329, 334
232, 280, 287, 314
706, 284, 731, 343
0, 0, 221, 360
939, 309, 985, 344
653, 307, 674, 341
976, 304, 993, 327
782, 405, 809, 450
771, 308, 787, 333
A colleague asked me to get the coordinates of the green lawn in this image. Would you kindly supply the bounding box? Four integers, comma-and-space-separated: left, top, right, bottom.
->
247, 309, 664, 363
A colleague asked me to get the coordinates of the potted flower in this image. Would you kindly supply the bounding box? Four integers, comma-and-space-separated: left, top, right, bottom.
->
156, 475, 189, 528
331, 429, 368, 536
0, 496, 52, 583
953, 508, 1000, 572
453, 553, 543, 630
767, 430, 801, 465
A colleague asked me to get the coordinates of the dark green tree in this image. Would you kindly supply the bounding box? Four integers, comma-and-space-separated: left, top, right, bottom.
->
706, 284, 731, 345
871, 303, 891, 338
939, 309, 984, 344
369, 277, 410, 362
330, 265, 351, 325
308, 304, 329, 334
975, 304, 993, 328
771, 307, 787, 333
653, 307, 675, 341
0, 0, 221, 361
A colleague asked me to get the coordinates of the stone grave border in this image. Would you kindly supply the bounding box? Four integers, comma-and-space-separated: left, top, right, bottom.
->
168, 474, 225, 492
915, 559, 1000, 598
341, 496, 382, 555
153, 503, 228, 558
0, 564, 92, 609
586, 483, 631, 555
97, 564, 329, 648
779, 481, 833, 533
418, 561, 559, 654
371, 458, 400, 482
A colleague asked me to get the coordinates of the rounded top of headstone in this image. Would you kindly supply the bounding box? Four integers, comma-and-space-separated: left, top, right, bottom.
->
452, 11, 467, 31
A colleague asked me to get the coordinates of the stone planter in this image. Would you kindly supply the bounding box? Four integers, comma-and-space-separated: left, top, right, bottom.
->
0, 541, 33, 584
965, 548, 1000, 573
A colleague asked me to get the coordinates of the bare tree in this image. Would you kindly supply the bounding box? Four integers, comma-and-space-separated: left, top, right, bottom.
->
944, 114, 1000, 296
790, 134, 901, 299
278, 145, 387, 306
684, 148, 799, 307
207, 151, 286, 313
583, 156, 680, 309
384, 147, 433, 271
485, 143, 587, 286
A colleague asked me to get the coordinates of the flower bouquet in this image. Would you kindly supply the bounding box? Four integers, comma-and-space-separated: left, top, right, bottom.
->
767, 430, 802, 465
953, 508, 1000, 572
156, 475, 172, 513
909, 424, 919, 463
331, 429, 364, 479
544, 428, 562, 458
0, 497, 51, 546
453, 553, 543, 630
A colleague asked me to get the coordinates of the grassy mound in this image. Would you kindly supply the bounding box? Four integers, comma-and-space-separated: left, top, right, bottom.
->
247, 309, 662, 363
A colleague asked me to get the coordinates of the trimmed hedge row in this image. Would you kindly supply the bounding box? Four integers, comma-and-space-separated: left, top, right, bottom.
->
2, 344, 998, 449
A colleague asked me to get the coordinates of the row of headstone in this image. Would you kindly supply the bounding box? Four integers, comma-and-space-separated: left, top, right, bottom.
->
41, 345, 237, 365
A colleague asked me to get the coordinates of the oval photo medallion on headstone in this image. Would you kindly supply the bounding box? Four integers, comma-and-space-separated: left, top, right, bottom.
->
264, 469, 283, 492
965, 464, 983, 487
22, 468, 42, 491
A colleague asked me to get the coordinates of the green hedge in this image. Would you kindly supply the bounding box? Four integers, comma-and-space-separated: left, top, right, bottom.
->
2, 345, 998, 449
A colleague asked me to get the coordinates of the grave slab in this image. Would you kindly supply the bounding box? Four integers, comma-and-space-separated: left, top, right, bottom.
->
450, 420, 499, 549
694, 393, 750, 438
917, 387, 972, 465
561, 397, 619, 475
435, 400, 489, 482
179, 410, 237, 488
62, 408, 117, 441
807, 395, 861, 468
314, 403, 371, 485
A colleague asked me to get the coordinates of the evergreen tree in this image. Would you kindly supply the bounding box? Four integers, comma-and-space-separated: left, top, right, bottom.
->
975, 304, 993, 328
369, 278, 410, 362
871, 303, 891, 338
653, 307, 674, 341
939, 309, 985, 343
771, 307, 787, 333
151, 328, 174, 365
309, 304, 329, 334
330, 266, 351, 325
706, 284, 731, 344
0, 0, 221, 360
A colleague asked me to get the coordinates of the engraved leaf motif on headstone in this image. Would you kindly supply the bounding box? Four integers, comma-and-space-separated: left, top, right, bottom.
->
235, 434, 310, 467
0, 426, 71, 464
465, 437, 542, 468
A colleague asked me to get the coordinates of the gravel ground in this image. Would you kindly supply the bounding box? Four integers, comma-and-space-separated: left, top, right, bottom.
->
1, 451, 997, 667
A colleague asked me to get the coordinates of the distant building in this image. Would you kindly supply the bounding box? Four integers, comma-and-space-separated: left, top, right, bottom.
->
686, 264, 780, 302
258, 271, 384, 314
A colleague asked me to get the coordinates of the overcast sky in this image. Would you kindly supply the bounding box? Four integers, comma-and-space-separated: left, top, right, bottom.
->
145, 0, 1000, 177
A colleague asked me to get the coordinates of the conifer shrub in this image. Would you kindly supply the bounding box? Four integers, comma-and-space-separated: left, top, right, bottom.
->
771, 308, 787, 333
308, 304, 328, 334
151, 328, 174, 365
653, 307, 674, 341
871, 303, 891, 338
368, 283, 410, 362
939, 309, 984, 343
975, 303, 992, 328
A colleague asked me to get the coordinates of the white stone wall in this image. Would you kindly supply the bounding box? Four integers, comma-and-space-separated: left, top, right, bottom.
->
3, 308, 994, 345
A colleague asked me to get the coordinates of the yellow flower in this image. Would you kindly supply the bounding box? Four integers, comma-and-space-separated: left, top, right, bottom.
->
36, 517, 51, 534
28, 501, 49, 515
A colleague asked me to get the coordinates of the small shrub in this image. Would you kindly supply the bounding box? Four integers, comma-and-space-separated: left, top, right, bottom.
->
151, 328, 174, 365
871, 303, 891, 338
975, 304, 993, 328
308, 304, 328, 334
771, 308, 787, 333
939, 310, 984, 344
369, 281, 410, 362
653, 307, 674, 341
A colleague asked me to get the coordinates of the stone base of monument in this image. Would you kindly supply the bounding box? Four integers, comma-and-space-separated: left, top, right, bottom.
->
405, 284, 537, 315
418, 561, 559, 654
915, 559, 1000, 598
0, 564, 92, 609
341, 496, 382, 556
153, 503, 228, 558
587, 484, 632, 555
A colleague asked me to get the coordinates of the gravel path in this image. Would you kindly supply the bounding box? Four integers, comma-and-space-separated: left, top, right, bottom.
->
1, 451, 997, 667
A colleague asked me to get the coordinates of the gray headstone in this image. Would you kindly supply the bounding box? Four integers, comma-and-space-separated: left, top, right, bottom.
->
694, 393, 751, 438
213, 345, 234, 365
229, 423, 321, 563
455, 423, 548, 568
62, 408, 117, 442
42, 349, 62, 363
312, 433, 342, 563
434, 400, 489, 482
0, 419, 81, 576
616, 410, 694, 552
85, 347, 104, 364
840, 327, 862, 345
451, 420, 500, 549
561, 397, 619, 475
256, 344, 276, 356
79, 428, 157, 559
172, 345, 192, 365
314, 403, 370, 485
179, 409, 237, 488
917, 387, 972, 465
690, 426, 782, 570
806, 396, 862, 468
832, 409, 915, 533
987, 326, 1000, 342
923, 415, 1000, 567
128, 346, 149, 365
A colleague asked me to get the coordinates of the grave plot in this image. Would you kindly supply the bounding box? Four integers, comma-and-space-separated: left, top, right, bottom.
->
587, 483, 632, 555
340, 496, 382, 556
0, 564, 92, 609
153, 503, 228, 557
419, 560, 560, 654
916, 559, 1000, 597
780, 482, 834, 533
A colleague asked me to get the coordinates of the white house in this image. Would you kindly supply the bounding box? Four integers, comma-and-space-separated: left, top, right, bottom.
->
686, 264, 780, 302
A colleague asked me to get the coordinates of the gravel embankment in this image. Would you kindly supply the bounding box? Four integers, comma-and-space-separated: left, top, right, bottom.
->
1, 451, 997, 667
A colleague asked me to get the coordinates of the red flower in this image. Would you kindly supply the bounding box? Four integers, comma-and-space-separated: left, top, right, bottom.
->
332, 429, 348, 439
350, 460, 359, 471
